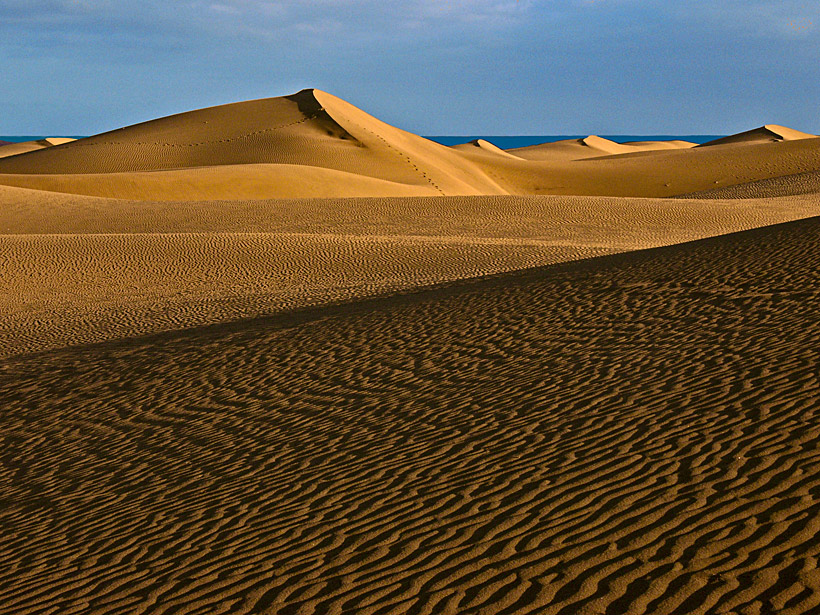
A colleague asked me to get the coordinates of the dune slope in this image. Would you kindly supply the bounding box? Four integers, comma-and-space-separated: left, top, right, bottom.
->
0, 90, 504, 197
2, 216, 820, 614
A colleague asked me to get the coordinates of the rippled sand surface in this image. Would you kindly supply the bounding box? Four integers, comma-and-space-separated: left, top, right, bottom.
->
3, 218, 820, 614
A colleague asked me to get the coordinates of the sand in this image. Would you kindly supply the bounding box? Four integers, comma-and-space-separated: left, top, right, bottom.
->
2, 89, 820, 614
0, 137, 76, 160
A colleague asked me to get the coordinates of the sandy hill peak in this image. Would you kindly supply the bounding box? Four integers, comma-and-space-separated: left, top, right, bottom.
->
0, 88, 506, 197
581, 135, 623, 154
699, 125, 817, 147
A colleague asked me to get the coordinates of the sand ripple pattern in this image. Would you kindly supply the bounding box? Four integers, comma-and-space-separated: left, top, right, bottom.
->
2, 217, 820, 614
0, 232, 611, 357
677, 171, 820, 199
3, 191, 820, 357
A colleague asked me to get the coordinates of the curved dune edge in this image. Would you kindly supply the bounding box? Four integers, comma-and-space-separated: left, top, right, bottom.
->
2, 217, 820, 614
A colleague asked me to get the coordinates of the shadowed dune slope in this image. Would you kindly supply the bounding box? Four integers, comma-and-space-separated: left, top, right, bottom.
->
677, 170, 820, 199
2, 217, 820, 614
0, 90, 504, 197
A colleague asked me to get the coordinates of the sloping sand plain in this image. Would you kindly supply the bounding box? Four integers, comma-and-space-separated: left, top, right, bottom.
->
1, 90, 820, 614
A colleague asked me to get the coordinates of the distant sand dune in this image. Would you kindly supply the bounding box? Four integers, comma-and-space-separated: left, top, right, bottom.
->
1, 92, 817, 199
0, 137, 76, 159
507, 135, 696, 161
2, 217, 820, 614
0, 90, 505, 197
465, 136, 820, 197
699, 124, 817, 147
452, 138, 525, 159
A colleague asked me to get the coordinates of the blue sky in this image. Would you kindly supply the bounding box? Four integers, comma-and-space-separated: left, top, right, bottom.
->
1, 0, 818, 135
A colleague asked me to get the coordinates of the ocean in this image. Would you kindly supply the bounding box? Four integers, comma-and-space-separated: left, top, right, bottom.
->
0, 136, 86, 143
1, 135, 725, 148
424, 135, 725, 148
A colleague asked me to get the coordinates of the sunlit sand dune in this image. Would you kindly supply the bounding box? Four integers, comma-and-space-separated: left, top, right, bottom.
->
2, 87, 820, 614
1, 92, 818, 200
462, 136, 820, 197
0, 90, 504, 197
508, 135, 696, 161
452, 138, 526, 159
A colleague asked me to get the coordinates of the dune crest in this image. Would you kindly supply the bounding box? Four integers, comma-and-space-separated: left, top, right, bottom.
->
699, 124, 817, 147
0, 89, 505, 197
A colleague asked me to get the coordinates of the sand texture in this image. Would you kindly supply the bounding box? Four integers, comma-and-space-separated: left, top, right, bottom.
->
2, 90, 820, 614
2, 217, 820, 614
3, 187, 820, 357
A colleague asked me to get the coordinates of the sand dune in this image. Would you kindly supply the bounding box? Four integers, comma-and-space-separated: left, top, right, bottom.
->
699, 124, 817, 147
0, 92, 817, 200
507, 136, 696, 161
0, 137, 76, 159
2, 217, 820, 614
465, 136, 820, 197
3, 87, 820, 614
0, 90, 504, 197
452, 139, 525, 159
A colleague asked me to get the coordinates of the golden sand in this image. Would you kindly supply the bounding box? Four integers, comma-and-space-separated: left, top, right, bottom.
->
1, 89, 819, 614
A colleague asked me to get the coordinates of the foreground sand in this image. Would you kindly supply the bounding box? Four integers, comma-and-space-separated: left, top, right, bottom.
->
2, 217, 820, 614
